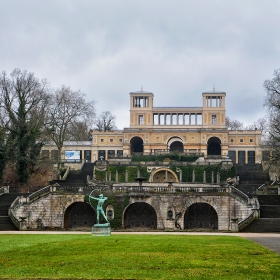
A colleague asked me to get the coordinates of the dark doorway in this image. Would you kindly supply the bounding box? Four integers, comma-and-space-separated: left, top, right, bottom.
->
124, 202, 157, 229
170, 141, 184, 152
64, 202, 96, 229
207, 137, 221, 155
130, 137, 144, 154
184, 203, 218, 230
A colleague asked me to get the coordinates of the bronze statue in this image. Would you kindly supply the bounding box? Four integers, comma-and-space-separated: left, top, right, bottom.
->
88, 193, 109, 224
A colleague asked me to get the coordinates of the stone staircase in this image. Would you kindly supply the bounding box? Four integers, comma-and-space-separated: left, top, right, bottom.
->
242, 195, 280, 233
235, 164, 270, 196
55, 163, 95, 186
0, 193, 20, 231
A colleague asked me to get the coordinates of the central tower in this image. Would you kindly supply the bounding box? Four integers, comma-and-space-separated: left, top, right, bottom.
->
129, 90, 154, 128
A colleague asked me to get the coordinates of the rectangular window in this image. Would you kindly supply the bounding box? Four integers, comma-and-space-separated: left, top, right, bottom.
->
248, 151, 255, 164
41, 150, 50, 158
100, 139, 104, 142
108, 150, 115, 158
51, 150, 58, 161
139, 115, 144, 125
119, 139, 123, 142
211, 115, 217, 125
238, 151, 245, 164
117, 150, 123, 157
250, 139, 253, 143
240, 139, 244, 143
84, 150, 91, 162
230, 139, 234, 143
228, 151, 236, 163
98, 150, 105, 161
110, 139, 113, 142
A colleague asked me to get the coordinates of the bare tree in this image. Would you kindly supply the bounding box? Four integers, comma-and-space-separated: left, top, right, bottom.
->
46, 85, 95, 170
263, 69, 280, 166
95, 111, 117, 132
225, 117, 244, 130
66, 120, 93, 141
245, 117, 268, 133
0, 69, 49, 184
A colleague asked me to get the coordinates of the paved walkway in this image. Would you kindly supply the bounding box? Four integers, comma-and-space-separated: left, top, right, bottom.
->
1, 231, 280, 254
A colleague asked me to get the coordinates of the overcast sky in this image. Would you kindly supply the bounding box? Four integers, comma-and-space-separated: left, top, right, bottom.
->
1, 1, 279, 129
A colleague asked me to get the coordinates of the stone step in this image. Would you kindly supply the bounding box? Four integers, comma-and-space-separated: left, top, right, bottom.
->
260, 205, 280, 218
242, 218, 280, 233
257, 195, 280, 205
0, 216, 18, 231
0, 209, 8, 216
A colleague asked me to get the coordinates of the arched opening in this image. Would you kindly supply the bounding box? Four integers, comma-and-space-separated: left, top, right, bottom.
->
124, 202, 157, 229
151, 168, 178, 182
170, 141, 184, 152
207, 137, 221, 156
184, 203, 218, 230
130, 136, 144, 154
64, 202, 96, 229
168, 137, 184, 153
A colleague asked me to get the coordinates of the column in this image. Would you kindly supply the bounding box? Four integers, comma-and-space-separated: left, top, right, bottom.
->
192, 170, 195, 183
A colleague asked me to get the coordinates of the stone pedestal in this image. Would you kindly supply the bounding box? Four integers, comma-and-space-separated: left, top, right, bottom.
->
92, 223, 111, 236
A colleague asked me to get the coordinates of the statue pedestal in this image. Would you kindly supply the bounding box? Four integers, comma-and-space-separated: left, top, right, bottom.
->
92, 223, 111, 236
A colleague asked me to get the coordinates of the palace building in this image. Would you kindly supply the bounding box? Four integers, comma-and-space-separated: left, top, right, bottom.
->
43, 89, 262, 164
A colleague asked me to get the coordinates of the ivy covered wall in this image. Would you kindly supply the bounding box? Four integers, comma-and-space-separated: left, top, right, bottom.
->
94, 164, 236, 183
84, 194, 130, 229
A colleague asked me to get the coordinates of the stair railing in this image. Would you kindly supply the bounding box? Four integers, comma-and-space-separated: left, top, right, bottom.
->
8, 196, 26, 230
237, 211, 256, 232
0, 186, 5, 195
28, 185, 52, 204
62, 166, 70, 180
229, 186, 250, 206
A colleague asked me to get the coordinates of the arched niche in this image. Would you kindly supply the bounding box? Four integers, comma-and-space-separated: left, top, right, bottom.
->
124, 202, 157, 229
150, 168, 179, 182
64, 202, 96, 229
184, 203, 218, 230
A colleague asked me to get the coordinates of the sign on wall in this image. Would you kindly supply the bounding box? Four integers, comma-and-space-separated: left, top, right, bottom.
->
65, 150, 81, 162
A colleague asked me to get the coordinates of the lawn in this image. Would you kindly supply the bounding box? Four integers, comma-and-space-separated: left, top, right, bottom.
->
0, 234, 279, 279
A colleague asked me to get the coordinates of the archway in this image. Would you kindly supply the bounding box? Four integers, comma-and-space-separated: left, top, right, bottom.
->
184, 203, 218, 230
124, 202, 157, 229
151, 168, 179, 182
207, 137, 221, 155
64, 202, 96, 229
170, 141, 184, 152
130, 136, 144, 154
168, 137, 184, 153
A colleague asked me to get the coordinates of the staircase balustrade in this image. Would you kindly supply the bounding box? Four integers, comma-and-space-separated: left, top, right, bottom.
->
112, 184, 228, 194
28, 186, 51, 204
230, 186, 249, 205
237, 211, 256, 232
8, 196, 21, 230
0, 186, 5, 195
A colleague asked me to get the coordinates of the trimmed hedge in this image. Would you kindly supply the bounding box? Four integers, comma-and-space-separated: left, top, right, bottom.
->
131, 153, 199, 162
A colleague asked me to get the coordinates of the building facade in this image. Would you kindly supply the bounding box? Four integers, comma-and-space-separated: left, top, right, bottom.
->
43, 89, 262, 164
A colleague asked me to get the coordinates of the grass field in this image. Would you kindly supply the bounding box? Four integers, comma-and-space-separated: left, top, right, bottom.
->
0, 234, 280, 279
